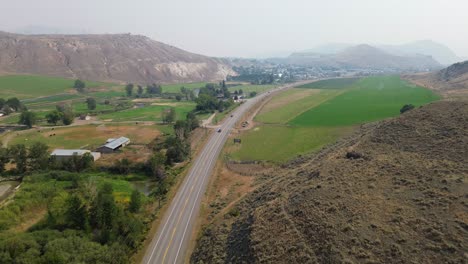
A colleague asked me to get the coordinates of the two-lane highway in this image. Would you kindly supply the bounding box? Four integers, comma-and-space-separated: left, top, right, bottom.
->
142, 82, 307, 264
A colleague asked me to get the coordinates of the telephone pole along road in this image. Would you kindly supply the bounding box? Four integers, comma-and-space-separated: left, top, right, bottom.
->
142, 81, 310, 264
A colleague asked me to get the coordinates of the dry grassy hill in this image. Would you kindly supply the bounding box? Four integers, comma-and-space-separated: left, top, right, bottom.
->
191, 100, 468, 263
0, 31, 234, 84
405, 60, 468, 98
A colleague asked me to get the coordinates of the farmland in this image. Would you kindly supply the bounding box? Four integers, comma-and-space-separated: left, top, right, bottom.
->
0, 75, 110, 99
98, 102, 196, 122
8, 124, 161, 149
230, 76, 440, 162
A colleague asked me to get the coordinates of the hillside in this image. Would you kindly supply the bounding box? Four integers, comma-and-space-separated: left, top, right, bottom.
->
379, 40, 461, 65
191, 101, 468, 263
282, 44, 441, 71
0, 31, 234, 83
405, 60, 468, 98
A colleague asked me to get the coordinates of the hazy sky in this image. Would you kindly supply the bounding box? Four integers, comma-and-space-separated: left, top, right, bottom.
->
1, 0, 467, 58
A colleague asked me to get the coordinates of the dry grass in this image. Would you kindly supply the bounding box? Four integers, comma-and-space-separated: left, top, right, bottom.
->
191, 101, 468, 264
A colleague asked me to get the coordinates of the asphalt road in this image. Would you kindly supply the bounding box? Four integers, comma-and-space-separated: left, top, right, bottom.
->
142, 82, 307, 264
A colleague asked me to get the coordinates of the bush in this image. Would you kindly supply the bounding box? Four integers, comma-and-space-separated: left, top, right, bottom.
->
400, 104, 415, 114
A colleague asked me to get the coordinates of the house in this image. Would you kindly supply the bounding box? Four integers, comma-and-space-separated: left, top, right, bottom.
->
51, 149, 101, 162
97, 137, 130, 153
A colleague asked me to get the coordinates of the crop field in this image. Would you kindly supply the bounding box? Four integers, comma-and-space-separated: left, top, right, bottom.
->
9, 124, 161, 149
255, 89, 342, 124
0, 75, 109, 99
230, 76, 440, 162
98, 102, 196, 122
229, 126, 352, 162
289, 76, 440, 126
296, 77, 359, 89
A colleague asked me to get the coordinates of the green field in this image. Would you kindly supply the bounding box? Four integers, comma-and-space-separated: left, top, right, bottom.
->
290, 76, 440, 127
231, 76, 440, 162
256, 89, 342, 124
230, 126, 351, 162
99, 102, 196, 122
296, 77, 359, 89
0, 75, 109, 99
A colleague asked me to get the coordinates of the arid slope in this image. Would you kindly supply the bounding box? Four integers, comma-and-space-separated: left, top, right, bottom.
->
0, 31, 234, 83
192, 101, 468, 263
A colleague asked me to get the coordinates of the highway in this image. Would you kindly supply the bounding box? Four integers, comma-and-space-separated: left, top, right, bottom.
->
142, 82, 307, 264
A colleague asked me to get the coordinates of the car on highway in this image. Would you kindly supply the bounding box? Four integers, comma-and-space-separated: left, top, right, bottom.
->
217, 128, 222, 132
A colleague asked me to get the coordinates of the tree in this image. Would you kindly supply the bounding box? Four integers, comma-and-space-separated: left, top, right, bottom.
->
19, 111, 36, 128
113, 158, 131, 174
8, 144, 28, 174
28, 142, 49, 171
62, 111, 74, 125
400, 104, 415, 114
137, 85, 144, 96
146, 83, 162, 95
6, 97, 22, 111
86, 98, 96, 110
186, 112, 199, 131
148, 151, 165, 180
175, 95, 182, 101
128, 190, 142, 213
125, 84, 134, 97
90, 183, 117, 234
46, 110, 63, 125
56, 104, 74, 125
73, 80, 86, 93
162, 108, 176, 123
249, 91, 257, 97
63, 153, 94, 172
65, 194, 88, 230
0, 98, 5, 110
0, 147, 9, 174
238, 89, 243, 95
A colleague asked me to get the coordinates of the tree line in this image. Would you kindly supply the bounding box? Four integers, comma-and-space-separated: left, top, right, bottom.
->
0, 142, 94, 175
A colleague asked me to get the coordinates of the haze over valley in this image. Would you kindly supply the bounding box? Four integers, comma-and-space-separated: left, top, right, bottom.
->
0, 1, 467, 264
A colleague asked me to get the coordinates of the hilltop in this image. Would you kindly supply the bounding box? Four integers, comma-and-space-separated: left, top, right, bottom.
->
274, 44, 441, 71
0, 31, 234, 83
191, 100, 468, 263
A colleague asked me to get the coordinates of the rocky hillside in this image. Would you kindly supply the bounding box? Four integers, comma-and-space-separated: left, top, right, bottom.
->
405, 60, 468, 98
192, 101, 468, 263
276, 44, 441, 71
0, 31, 234, 83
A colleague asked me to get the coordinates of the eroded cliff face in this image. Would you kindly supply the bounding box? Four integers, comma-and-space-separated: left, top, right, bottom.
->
0, 31, 235, 83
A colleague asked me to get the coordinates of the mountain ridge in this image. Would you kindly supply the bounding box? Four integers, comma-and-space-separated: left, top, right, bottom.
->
0, 31, 234, 84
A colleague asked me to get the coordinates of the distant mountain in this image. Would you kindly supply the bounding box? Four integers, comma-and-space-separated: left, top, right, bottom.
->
0, 31, 234, 83
300, 43, 352, 54
379, 40, 461, 65
274, 44, 441, 71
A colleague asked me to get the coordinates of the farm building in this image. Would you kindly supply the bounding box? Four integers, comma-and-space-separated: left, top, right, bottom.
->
51, 149, 101, 162
97, 137, 130, 153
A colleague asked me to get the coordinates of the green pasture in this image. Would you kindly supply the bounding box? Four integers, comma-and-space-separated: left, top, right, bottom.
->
289, 76, 440, 127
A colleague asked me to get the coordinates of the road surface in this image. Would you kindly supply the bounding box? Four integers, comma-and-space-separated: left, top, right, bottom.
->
142, 82, 308, 264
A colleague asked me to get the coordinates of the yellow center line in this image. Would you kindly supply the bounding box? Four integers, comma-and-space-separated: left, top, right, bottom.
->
161, 189, 194, 263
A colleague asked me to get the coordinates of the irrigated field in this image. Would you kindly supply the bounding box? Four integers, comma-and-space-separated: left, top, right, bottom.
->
230, 76, 440, 162
162, 82, 207, 93
290, 76, 441, 126
98, 102, 196, 122
228, 84, 276, 96
0, 75, 109, 99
